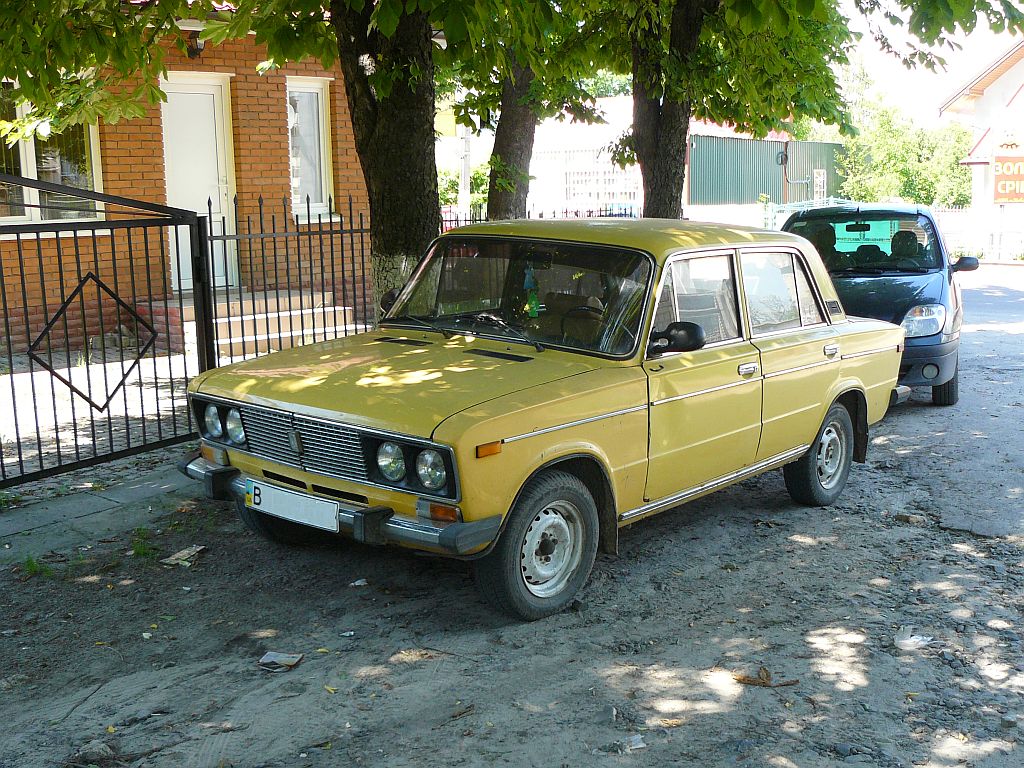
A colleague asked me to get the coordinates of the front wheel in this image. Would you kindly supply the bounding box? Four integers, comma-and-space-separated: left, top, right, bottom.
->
784, 402, 855, 507
932, 362, 959, 406
474, 470, 599, 620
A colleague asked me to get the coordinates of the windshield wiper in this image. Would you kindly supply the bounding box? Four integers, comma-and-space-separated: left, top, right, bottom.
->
381, 314, 453, 338
830, 266, 886, 275
454, 311, 544, 352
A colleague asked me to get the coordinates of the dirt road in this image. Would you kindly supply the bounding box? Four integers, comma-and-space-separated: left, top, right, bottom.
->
1, 266, 1022, 768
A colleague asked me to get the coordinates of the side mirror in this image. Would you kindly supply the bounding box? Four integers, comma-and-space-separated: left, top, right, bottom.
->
380, 288, 400, 314
649, 321, 706, 355
952, 256, 979, 273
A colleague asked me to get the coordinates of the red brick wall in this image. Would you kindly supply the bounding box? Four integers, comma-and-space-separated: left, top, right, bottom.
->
1, 35, 372, 353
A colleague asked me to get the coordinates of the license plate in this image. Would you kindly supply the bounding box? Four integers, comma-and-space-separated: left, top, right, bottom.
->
245, 479, 340, 533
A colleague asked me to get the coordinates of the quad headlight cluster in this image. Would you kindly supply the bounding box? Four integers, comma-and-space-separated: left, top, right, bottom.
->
199, 402, 247, 446
375, 440, 448, 492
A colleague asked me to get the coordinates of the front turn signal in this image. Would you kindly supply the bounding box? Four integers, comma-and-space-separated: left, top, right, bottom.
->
476, 441, 502, 458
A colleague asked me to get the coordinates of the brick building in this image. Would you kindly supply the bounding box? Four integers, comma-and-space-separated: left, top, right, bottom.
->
0, 33, 370, 355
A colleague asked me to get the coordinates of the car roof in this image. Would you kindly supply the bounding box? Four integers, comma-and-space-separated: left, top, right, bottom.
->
443, 218, 807, 264
786, 202, 934, 221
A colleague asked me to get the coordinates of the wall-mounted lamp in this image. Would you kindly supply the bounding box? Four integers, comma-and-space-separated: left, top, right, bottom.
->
186, 30, 206, 59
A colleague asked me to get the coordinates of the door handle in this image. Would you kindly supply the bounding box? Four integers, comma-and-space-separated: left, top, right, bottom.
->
737, 362, 759, 376
823, 343, 840, 357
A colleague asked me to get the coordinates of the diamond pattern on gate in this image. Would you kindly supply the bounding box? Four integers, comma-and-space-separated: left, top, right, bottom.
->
27, 272, 158, 411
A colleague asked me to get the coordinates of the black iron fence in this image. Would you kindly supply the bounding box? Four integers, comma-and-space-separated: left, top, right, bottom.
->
0, 176, 374, 487
0, 173, 206, 486
441, 204, 639, 231
1, 177, 636, 488
203, 196, 374, 368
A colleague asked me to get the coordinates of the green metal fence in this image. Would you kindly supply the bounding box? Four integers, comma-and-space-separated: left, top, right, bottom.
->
688, 135, 843, 206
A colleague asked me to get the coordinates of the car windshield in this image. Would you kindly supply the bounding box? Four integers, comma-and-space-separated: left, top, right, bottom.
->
786, 213, 942, 274
383, 237, 653, 356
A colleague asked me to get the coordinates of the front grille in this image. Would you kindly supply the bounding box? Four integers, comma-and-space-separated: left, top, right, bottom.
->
237, 403, 369, 483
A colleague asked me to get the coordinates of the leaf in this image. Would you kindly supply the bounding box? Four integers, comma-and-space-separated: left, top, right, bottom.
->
324, 684, 338, 694
732, 667, 799, 688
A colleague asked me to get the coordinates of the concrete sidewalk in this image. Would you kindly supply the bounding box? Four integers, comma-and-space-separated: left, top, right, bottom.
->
0, 466, 197, 565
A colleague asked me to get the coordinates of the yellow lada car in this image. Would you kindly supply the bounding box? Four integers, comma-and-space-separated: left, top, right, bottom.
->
181, 219, 903, 619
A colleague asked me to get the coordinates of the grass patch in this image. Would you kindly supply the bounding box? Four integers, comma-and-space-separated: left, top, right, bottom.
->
22, 555, 53, 578
130, 528, 158, 559
0, 491, 22, 511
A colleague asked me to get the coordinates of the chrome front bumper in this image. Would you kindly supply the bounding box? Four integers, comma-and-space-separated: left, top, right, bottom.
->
179, 455, 500, 556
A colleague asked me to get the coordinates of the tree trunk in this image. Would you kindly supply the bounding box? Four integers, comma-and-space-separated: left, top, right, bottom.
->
631, 1, 719, 219
329, 6, 440, 312
487, 64, 538, 220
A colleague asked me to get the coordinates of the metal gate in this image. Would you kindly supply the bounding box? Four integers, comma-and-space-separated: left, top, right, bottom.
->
1, 175, 377, 488
0, 173, 210, 486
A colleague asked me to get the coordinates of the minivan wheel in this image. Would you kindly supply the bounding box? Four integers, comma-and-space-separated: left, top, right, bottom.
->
784, 402, 855, 507
475, 470, 599, 621
235, 499, 326, 546
932, 362, 959, 406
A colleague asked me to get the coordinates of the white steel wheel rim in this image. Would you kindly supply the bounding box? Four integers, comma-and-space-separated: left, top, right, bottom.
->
520, 500, 584, 599
816, 421, 846, 490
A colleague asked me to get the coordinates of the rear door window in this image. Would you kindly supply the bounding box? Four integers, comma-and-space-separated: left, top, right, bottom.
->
740, 252, 801, 335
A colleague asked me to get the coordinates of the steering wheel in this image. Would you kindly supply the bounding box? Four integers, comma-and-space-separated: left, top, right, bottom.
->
560, 304, 604, 337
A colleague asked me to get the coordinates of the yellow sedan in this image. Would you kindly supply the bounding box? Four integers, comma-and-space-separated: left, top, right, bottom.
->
182, 219, 904, 619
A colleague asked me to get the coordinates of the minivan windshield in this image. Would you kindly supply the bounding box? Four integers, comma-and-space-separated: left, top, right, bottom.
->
383, 237, 653, 356
786, 213, 942, 274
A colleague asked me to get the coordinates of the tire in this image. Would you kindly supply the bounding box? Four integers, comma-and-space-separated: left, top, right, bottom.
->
474, 470, 599, 621
784, 402, 855, 507
235, 499, 328, 546
932, 362, 959, 406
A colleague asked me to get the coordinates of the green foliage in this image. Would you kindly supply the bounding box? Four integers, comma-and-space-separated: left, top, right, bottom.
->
438, 165, 489, 209
0, 0, 203, 140
446, 3, 612, 133
21, 555, 52, 578
581, 71, 633, 98
130, 527, 158, 559
0, 490, 21, 511
836, 104, 973, 207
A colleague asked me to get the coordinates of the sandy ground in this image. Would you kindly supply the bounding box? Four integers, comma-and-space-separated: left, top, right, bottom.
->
0, 266, 1022, 768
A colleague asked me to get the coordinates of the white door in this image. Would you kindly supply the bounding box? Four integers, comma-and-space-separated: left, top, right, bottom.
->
161, 77, 236, 291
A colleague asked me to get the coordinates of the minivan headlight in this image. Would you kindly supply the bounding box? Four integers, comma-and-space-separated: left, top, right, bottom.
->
416, 449, 447, 491
901, 304, 946, 338
203, 404, 223, 438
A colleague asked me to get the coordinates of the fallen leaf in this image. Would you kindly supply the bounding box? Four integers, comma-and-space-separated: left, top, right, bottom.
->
324, 685, 337, 694
105, 725, 116, 734
315, 648, 330, 654
660, 718, 684, 728
733, 667, 798, 688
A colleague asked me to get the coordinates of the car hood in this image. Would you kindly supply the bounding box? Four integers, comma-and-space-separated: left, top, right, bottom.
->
831, 271, 946, 325
193, 331, 597, 439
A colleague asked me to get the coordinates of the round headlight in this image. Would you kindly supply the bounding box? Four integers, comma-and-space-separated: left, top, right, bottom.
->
225, 408, 246, 444
377, 442, 406, 481
203, 404, 223, 438
415, 449, 447, 491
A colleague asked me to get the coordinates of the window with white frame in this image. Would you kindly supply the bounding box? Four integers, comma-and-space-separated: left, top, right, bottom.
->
286, 77, 333, 215
1, 83, 101, 221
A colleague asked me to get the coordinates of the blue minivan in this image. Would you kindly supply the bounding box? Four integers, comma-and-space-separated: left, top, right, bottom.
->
782, 204, 979, 406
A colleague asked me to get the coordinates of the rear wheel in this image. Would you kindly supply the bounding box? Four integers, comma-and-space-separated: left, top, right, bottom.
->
475, 470, 598, 621
235, 500, 328, 546
931, 362, 959, 406
784, 402, 854, 507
